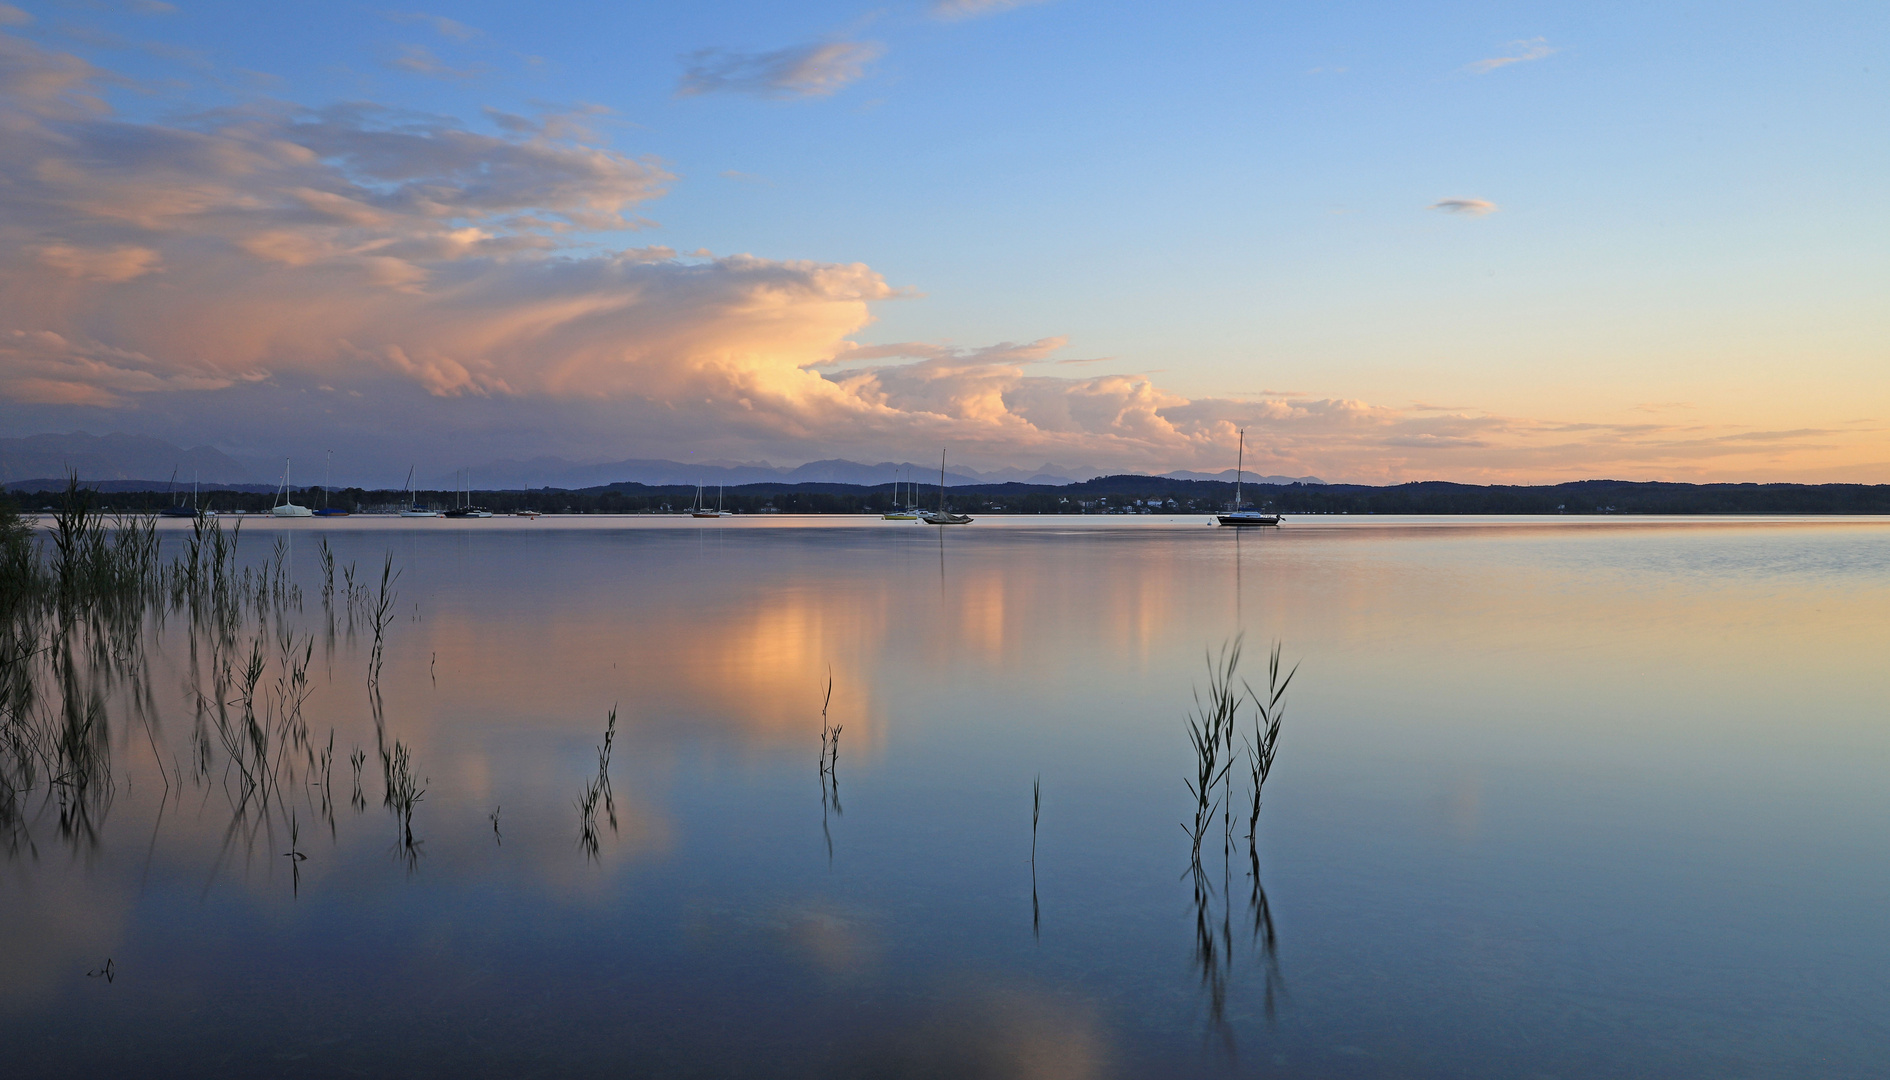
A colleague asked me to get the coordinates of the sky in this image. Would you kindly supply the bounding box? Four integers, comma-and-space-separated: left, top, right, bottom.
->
0, 0, 1883, 485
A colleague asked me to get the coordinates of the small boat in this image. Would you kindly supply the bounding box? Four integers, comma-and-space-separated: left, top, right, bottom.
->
922, 450, 972, 525
398, 465, 439, 517
159, 468, 196, 517
1216, 429, 1281, 527
883, 468, 918, 520
314, 450, 349, 516
514, 509, 541, 519
690, 483, 731, 518
442, 470, 493, 517
271, 458, 313, 518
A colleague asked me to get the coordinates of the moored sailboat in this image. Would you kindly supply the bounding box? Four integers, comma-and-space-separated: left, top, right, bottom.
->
271, 458, 313, 518
399, 466, 439, 517
918, 451, 972, 525
883, 467, 918, 520
690, 483, 731, 518
1216, 428, 1281, 527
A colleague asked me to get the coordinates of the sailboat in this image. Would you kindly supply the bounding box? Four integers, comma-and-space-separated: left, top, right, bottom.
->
399, 466, 439, 517
271, 458, 314, 518
883, 467, 918, 520
919, 451, 972, 525
442, 470, 493, 518
1216, 428, 1281, 527
160, 468, 196, 517
314, 450, 349, 516
691, 483, 731, 518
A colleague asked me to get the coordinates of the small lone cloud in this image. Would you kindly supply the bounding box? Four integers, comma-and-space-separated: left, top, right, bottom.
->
932, 0, 1048, 19
1430, 198, 1497, 216
678, 40, 882, 99
390, 44, 490, 81
1467, 37, 1554, 74
382, 10, 480, 41
721, 170, 773, 186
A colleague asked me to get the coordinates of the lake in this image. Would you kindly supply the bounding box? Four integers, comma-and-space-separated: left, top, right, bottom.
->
3, 514, 1887, 1078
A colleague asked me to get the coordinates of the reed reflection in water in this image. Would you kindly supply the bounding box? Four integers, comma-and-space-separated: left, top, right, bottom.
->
0, 513, 1886, 1078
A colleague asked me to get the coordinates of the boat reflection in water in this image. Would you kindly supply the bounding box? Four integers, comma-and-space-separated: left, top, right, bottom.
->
1, 515, 1887, 1077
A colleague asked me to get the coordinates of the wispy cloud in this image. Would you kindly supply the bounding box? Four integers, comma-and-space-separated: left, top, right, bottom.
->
0, 5, 31, 27
1466, 37, 1554, 74
1430, 198, 1497, 216
932, 0, 1049, 19
0, 31, 1876, 484
677, 40, 882, 99
389, 44, 490, 81
381, 10, 480, 41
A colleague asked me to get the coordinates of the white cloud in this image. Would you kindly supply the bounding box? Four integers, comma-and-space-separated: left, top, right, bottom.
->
932, 0, 1050, 19
0, 32, 1871, 484
381, 10, 480, 41
677, 41, 882, 99
389, 44, 490, 81
1466, 37, 1555, 74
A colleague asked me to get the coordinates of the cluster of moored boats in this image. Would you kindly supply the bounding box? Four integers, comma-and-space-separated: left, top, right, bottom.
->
880, 452, 973, 525
152, 439, 1284, 527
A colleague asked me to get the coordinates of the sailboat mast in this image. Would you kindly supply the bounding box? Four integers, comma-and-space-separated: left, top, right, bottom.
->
1235, 428, 1244, 510
324, 450, 332, 509
939, 451, 946, 513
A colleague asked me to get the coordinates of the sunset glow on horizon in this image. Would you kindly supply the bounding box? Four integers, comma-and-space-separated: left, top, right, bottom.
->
0, 1, 1883, 485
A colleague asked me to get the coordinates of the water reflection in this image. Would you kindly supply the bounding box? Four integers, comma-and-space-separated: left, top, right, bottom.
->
1, 515, 1886, 1077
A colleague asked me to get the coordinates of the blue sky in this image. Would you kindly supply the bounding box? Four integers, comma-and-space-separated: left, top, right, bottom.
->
0, 0, 1883, 481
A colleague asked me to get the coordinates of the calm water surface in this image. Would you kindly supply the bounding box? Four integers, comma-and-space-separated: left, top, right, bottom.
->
4, 515, 1887, 1078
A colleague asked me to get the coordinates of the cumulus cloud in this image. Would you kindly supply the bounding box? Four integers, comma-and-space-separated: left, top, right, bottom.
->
1431, 197, 1497, 216
0, 32, 1872, 485
677, 41, 882, 99
1466, 37, 1555, 74
932, 0, 1050, 18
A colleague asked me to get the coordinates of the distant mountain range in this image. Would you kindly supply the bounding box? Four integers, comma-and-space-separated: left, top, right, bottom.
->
0, 432, 254, 486
1162, 468, 1328, 485
448, 457, 1326, 490
0, 432, 1327, 491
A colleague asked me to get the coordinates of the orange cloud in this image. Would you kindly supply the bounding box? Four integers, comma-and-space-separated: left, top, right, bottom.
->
0, 32, 1880, 484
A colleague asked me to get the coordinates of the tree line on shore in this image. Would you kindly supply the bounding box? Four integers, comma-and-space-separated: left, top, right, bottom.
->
4, 476, 1888, 516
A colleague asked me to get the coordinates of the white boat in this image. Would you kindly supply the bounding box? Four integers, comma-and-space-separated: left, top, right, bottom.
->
271, 458, 313, 518
398, 465, 439, 517
921, 450, 972, 525
1216, 428, 1281, 527
883, 468, 918, 520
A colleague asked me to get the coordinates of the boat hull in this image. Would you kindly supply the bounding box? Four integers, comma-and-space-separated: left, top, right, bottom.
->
1216, 514, 1281, 527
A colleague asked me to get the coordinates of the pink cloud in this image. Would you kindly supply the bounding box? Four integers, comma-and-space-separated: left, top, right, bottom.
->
0, 33, 1878, 484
